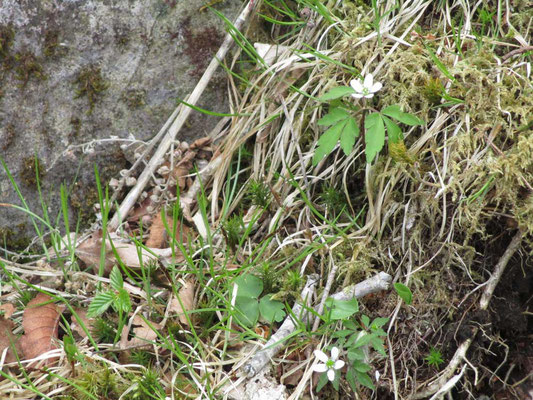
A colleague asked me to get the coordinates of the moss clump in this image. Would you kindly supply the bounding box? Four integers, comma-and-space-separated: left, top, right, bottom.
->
74, 65, 109, 114
43, 29, 66, 58
0, 24, 14, 60
121, 88, 146, 110
20, 156, 45, 187
1, 123, 15, 150
13, 51, 45, 87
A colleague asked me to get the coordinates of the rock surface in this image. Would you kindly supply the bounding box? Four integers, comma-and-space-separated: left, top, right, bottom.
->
0, 0, 242, 249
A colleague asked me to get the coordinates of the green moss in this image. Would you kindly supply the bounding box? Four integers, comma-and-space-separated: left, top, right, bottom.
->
1, 123, 15, 150
0, 225, 31, 252
20, 156, 45, 187
0, 24, 14, 60
74, 65, 109, 114
43, 29, 66, 58
121, 88, 146, 110
13, 51, 46, 87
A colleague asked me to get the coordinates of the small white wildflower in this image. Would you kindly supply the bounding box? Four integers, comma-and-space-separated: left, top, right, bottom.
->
350, 73, 383, 99
313, 346, 345, 382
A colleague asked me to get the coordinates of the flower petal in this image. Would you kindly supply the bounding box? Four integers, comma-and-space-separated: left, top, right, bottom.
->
370, 81, 383, 93
350, 79, 364, 93
331, 347, 339, 360
313, 363, 328, 373
334, 360, 345, 370
363, 73, 374, 89
327, 368, 335, 381
314, 350, 329, 363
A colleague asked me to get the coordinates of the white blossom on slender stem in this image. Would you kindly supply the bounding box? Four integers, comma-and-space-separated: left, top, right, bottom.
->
350, 73, 383, 99
312, 346, 345, 381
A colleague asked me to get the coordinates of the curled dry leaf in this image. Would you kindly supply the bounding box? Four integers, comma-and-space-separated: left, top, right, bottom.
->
120, 314, 161, 349
19, 293, 63, 364
0, 309, 23, 364
0, 303, 15, 319
146, 212, 190, 249
170, 279, 196, 327
70, 308, 95, 339
75, 231, 184, 274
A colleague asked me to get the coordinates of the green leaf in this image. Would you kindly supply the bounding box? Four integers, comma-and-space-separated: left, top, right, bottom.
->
326, 297, 359, 320
319, 86, 355, 101
364, 113, 385, 163
353, 332, 375, 348
340, 117, 359, 156
315, 369, 329, 392
370, 337, 387, 356
109, 266, 123, 291
382, 115, 403, 143
346, 368, 358, 394
313, 119, 346, 165
235, 296, 259, 327
63, 336, 77, 361
259, 295, 286, 323
116, 288, 131, 313
234, 274, 263, 299
347, 347, 366, 361
382, 105, 424, 126
87, 291, 115, 317
317, 107, 351, 126
353, 360, 372, 373
393, 282, 413, 305
355, 370, 375, 390
371, 317, 389, 330
360, 314, 370, 328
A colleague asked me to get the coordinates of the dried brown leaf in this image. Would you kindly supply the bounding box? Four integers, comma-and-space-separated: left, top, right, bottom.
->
170, 279, 196, 326
120, 315, 161, 349
0, 303, 15, 319
19, 293, 62, 364
0, 317, 22, 363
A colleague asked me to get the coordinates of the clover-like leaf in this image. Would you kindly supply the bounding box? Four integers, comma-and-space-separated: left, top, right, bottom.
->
234, 274, 263, 299
235, 296, 259, 327
259, 295, 286, 323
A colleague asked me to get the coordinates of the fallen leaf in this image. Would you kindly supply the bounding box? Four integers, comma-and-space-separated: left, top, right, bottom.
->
19, 293, 62, 365
70, 308, 95, 339
0, 317, 23, 363
120, 314, 161, 349
76, 231, 184, 274
146, 212, 190, 249
170, 280, 196, 326
0, 303, 15, 319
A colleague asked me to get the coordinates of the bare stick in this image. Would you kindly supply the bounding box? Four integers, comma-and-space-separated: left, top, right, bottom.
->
242, 272, 392, 378
109, 2, 256, 231
413, 230, 522, 399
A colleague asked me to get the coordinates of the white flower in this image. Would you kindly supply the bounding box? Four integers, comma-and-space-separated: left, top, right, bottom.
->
312, 346, 345, 381
350, 73, 383, 99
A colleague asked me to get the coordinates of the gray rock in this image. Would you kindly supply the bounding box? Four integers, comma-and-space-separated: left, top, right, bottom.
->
0, 0, 242, 250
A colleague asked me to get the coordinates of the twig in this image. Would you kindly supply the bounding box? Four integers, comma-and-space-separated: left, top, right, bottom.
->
108, 2, 256, 231
413, 230, 523, 399
242, 272, 392, 378
501, 45, 533, 62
